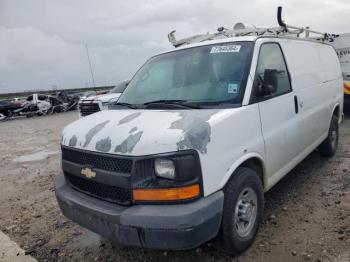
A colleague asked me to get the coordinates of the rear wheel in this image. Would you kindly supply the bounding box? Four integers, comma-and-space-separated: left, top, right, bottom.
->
318, 115, 339, 157
220, 167, 264, 255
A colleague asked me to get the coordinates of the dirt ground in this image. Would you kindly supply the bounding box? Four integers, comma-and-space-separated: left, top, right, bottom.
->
0, 111, 349, 262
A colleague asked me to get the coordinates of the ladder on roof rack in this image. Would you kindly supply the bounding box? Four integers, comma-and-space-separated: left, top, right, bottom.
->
167, 6, 339, 48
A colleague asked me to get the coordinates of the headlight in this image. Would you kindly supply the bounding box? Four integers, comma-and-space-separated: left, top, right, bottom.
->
132, 152, 202, 203
154, 159, 175, 179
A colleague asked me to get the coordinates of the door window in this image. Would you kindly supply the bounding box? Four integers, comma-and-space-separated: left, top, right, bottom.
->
253, 43, 291, 100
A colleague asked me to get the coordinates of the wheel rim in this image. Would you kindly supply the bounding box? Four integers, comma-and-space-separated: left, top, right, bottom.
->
330, 123, 337, 150
234, 187, 258, 238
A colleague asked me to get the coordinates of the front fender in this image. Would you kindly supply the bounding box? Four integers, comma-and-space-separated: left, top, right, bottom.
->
218, 152, 267, 191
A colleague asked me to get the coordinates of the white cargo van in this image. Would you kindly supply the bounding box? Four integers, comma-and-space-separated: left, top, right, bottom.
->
54, 22, 343, 254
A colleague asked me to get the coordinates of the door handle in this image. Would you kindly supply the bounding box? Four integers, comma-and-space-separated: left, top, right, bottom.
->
294, 95, 299, 114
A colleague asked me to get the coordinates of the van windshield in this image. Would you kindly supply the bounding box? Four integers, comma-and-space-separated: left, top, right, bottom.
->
110, 80, 128, 94
118, 41, 253, 108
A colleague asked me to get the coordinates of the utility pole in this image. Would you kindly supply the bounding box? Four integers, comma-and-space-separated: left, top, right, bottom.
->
85, 44, 96, 90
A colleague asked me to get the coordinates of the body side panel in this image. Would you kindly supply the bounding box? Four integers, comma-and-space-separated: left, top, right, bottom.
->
199, 104, 265, 195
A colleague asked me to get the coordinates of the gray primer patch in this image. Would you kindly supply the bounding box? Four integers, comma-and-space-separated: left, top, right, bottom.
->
129, 127, 138, 134
69, 135, 77, 147
95, 137, 112, 152
118, 112, 141, 125
83, 120, 110, 147
115, 131, 143, 153
177, 122, 211, 153
170, 111, 218, 154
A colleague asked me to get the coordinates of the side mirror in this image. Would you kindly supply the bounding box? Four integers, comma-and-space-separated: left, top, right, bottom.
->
257, 69, 278, 97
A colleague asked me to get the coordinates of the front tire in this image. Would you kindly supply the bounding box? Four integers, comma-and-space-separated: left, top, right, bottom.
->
318, 115, 339, 157
220, 167, 264, 255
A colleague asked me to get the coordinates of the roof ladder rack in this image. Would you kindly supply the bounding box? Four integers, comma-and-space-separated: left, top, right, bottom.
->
168, 6, 339, 48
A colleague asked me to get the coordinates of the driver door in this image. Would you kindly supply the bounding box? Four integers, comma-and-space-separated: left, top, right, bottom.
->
253, 42, 301, 184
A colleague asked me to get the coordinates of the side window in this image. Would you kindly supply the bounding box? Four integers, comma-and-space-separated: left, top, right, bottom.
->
253, 43, 291, 99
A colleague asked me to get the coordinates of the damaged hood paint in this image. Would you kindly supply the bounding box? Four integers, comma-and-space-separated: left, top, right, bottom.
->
62, 109, 234, 156
62, 109, 230, 155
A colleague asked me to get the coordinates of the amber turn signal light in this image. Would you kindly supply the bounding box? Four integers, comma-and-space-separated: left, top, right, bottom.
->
133, 184, 200, 202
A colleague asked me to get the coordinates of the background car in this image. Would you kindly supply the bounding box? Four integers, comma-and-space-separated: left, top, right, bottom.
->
78, 80, 129, 117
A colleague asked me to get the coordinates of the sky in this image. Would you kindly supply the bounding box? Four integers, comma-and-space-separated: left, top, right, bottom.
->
0, 0, 350, 93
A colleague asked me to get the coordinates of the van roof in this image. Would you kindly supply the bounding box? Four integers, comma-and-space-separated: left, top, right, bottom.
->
161, 36, 257, 55
174, 36, 258, 50
161, 35, 329, 55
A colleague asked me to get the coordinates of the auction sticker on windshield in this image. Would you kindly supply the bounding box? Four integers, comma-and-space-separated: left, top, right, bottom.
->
210, 45, 241, 53
228, 83, 239, 94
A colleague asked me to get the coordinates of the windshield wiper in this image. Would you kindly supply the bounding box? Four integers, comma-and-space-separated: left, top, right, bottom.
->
143, 100, 201, 109
110, 102, 138, 109
143, 99, 186, 105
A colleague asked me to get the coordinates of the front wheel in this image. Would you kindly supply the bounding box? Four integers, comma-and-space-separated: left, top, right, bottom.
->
318, 115, 339, 157
220, 167, 264, 255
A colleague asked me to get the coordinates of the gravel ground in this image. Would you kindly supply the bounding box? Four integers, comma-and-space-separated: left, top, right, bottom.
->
0, 111, 349, 262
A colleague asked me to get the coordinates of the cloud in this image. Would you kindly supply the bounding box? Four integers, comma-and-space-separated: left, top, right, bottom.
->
1, 0, 350, 92
0, 26, 89, 92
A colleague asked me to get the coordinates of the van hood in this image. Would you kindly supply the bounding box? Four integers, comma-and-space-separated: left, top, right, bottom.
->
62, 109, 228, 156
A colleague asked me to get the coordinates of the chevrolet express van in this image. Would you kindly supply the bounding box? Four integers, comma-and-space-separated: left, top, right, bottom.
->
54, 35, 343, 254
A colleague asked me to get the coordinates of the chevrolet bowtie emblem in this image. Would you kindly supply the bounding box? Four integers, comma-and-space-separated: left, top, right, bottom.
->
81, 167, 96, 178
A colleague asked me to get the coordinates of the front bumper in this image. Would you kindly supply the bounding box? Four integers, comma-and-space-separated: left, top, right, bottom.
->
54, 175, 224, 250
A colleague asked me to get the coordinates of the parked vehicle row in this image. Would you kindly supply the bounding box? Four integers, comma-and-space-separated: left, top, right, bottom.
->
0, 92, 80, 120
0, 85, 126, 121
